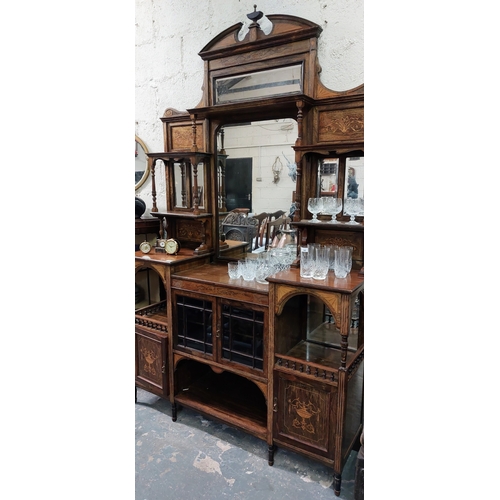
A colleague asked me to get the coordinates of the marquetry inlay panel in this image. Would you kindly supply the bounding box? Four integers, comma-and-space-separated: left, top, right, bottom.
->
169, 124, 203, 151
318, 108, 364, 143
177, 219, 204, 241
137, 335, 163, 386
279, 377, 334, 450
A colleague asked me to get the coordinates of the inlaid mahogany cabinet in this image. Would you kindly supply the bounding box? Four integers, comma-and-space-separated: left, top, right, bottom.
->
135, 10, 363, 496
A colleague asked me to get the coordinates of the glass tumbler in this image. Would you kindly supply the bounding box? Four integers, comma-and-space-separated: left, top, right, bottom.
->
300, 246, 315, 278
228, 262, 240, 279
312, 245, 330, 280
333, 246, 351, 278
241, 258, 257, 281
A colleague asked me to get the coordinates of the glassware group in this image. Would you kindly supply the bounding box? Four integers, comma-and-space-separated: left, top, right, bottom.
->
300, 243, 353, 280
307, 196, 363, 224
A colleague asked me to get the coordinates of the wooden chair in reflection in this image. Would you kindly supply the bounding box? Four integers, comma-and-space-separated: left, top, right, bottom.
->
252, 212, 269, 251
265, 215, 291, 251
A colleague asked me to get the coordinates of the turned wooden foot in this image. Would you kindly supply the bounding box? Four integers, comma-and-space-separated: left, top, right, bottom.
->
172, 403, 177, 422
268, 444, 275, 466
333, 472, 342, 496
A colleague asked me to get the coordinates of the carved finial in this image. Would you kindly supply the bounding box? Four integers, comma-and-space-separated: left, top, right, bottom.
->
247, 5, 263, 21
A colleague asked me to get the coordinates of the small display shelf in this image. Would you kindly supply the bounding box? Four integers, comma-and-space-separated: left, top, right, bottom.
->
135, 300, 168, 332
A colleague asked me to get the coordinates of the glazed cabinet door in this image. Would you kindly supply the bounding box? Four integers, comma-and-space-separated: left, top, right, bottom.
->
273, 371, 337, 459
173, 290, 215, 360
135, 326, 169, 398
219, 298, 267, 374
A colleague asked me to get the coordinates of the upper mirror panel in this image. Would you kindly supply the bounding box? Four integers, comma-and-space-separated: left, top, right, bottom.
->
135, 136, 150, 190
214, 65, 303, 105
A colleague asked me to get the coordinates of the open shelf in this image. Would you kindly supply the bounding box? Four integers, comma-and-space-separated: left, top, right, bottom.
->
175, 360, 267, 440
284, 339, 357, 370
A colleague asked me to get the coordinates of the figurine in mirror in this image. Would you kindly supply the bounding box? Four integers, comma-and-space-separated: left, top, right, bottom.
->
135, 136, 151, 190
217, 119, 297, 259
317, 155, 363, 223
344, 157, 364, 223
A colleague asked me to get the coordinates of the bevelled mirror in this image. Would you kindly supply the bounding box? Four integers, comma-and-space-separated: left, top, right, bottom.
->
135, 135, 151, 190
317, 154, 364, 222
217, 118, 297, 259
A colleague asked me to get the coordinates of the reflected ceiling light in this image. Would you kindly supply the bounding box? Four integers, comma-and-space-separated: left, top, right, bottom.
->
237, 5, 273, 41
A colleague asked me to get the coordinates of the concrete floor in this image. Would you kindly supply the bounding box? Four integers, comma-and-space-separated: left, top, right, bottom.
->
136, 388, 360, 499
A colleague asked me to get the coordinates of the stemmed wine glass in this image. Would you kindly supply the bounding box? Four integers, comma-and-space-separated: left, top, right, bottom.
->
321, 196, 336, 223
307, 197, 324, 223
344, 198, 361, 225
330, 198, 343, 224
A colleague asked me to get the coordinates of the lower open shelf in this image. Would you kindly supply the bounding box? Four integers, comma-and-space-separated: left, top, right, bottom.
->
175, 359, 267, 441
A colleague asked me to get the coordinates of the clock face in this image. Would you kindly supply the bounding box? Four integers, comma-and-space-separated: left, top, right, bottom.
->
159, 240, 166, 248
139, 241, 151, 254
166, 239, 179, 255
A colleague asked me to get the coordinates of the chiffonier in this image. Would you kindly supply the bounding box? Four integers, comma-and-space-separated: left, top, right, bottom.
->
135, 10, 363, 496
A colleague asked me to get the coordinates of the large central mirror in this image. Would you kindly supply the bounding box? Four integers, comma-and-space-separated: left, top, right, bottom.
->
217, 118, 297, 259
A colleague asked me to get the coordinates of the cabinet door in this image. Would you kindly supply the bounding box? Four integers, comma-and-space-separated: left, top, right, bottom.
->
173, 291, 215, 359
219, 299, 266, 373
273, 372, 336, 458
135, 327, 169, 398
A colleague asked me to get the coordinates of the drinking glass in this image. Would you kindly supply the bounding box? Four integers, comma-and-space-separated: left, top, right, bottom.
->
255, 253, 271, 284
238, 259, 247, 279
228, 261, 240, 279
241, 258, 257, 281
333, 246, 352, 278
307, 197, 324, 223
313, 245, 330, 280
331, 198, 343, 224
321, 196, 336, 222
300, 246, 315, 278
344, 198, 361, 225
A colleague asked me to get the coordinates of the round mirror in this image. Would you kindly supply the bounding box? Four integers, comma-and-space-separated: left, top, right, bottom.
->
135, 135, 150, 190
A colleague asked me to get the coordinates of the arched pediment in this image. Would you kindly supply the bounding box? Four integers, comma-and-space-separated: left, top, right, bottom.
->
199, 14, 322, 60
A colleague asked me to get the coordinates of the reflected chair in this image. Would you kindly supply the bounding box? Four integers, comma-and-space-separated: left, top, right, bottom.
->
265, 215, 290, 250
252, 212, 269, 250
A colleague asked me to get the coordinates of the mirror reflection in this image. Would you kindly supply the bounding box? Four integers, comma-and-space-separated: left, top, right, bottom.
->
344, 156, 364, 216
174, 162, 205, 209
318, 156, 364, 218
135, 136, 150, 190
218, 119, 297, 256
319, 158, 339, 195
